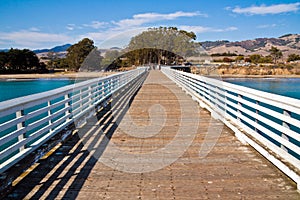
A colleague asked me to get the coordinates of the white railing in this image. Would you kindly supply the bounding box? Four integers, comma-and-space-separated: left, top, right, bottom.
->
162, 67, 300, 189
0, 67, 147, 173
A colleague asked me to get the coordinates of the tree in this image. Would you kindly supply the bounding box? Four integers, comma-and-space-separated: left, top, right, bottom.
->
80, 48, 103, 71
101, 50, 121, 68
124, 27, 201, 67
65, 38, 95, 70
287, 54, 300, 62
0, 48, 45, 73
46, 51, 58, 68
0, 52, 8, 71
259, 55, 273, 63
269, 46, 282, 64
7, 49, 41, 71
249, 54, 261, 64
235, 55, 244, 62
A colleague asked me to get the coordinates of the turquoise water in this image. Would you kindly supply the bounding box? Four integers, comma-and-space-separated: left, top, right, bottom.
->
224, 78, 300, 100
0, 79, 76, 102
224, 77, 300, 159
0, 78, 78, 163
2, 78, 299, 102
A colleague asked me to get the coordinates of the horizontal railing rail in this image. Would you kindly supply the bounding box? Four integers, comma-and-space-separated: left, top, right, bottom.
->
0, 67, 148, 173
162, 67, 300, 189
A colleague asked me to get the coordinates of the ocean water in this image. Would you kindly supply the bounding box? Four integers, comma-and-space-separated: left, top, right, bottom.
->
224, 77, 300, 159
0, 78, 76, 102
224, 78, 300, 100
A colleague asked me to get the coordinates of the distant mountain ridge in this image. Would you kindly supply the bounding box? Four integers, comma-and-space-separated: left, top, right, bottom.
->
1, 34, 299, 58
201, 34, 300, 58
33, 44, 72, 53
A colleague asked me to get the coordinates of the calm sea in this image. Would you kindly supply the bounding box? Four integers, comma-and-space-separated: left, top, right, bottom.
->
0, 79, 76, 102
224, 78, 300, 100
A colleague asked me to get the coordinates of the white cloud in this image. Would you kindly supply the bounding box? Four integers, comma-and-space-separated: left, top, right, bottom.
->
232, 2, 300, 15
179, 25, 238, 33
28, 27, 40, 32
113, 11, 204, 29
79, 27, 147, 48
66, 24, 76, 31
257, 24, 277, 29
66, 24, 84, 31
0, 30, 72, 48
83, 21, 108, 29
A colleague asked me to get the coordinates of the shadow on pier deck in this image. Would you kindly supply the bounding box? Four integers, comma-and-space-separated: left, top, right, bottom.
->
4, 71, 299, 199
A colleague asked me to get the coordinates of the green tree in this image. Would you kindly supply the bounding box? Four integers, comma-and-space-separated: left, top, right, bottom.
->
52, 58, 69, 69
65, 38, 95, 70
125, 27, 200, 66
80, 48, 103, 71
0, 52, 8, 71
259, 55, 273, 63
101, 50, 121, 68
0, 49, 45, 73
235, 55, 244, 62
269, 46, 282, 64
287, 54, 300, 62
46, 51, 58, 68
7, 49, 41, 71
249, 54, 261, 64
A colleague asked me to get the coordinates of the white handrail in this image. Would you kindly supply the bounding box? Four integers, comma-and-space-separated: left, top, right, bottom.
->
0, 67, 148, 173
162, 67, 300, 189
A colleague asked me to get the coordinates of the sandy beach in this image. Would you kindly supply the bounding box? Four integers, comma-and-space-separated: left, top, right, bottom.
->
0, 72, 116, 79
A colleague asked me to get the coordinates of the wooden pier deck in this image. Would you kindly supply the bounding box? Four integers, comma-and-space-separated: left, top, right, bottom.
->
5, 70, 299, 199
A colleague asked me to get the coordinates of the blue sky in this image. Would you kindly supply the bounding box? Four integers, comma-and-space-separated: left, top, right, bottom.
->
0, 0, 299, 49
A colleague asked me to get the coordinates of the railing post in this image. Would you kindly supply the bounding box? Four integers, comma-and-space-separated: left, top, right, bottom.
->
102, 81, 105, 98
47, 101, 53, 133
224, 90, 228, 115
88, 85, 93, 116
65, 93, 71, 121
16, 110, 25, 151
281, 109, 290, 152
255, 100, 260, 133
89, 86, 93, 105
79, 89, 83, 114
237, 94, 243, 124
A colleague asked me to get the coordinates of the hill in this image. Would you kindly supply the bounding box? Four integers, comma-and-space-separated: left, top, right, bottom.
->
201, 34, 300, 58
33, 44, 72, 53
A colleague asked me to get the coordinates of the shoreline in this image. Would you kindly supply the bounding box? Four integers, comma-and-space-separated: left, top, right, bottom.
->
219, 74, 300, 78
1, 72, 300, 79
0, 72, 115, 79
197, 73, 300, 78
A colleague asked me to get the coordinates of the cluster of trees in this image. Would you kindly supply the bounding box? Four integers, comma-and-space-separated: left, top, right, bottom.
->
216, 54, 273, 64
287, 54, 300, 62
48, 38, 100, 71
106, 27, 200, 69
215, 46, 295, 64
46, 27, 201, 71
0, 49, 46, 73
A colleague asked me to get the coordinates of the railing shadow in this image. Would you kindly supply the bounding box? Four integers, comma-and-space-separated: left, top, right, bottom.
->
4, 72, 148, 200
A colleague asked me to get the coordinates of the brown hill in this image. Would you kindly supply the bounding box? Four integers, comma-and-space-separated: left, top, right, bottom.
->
201, 34, 300, 58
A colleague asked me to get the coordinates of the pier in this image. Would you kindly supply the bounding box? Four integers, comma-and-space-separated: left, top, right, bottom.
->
0, 68, 300, 199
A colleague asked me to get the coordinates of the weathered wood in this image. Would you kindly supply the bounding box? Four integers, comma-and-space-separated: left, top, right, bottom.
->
162, 67, 300, 187
4, 70, 299, 199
